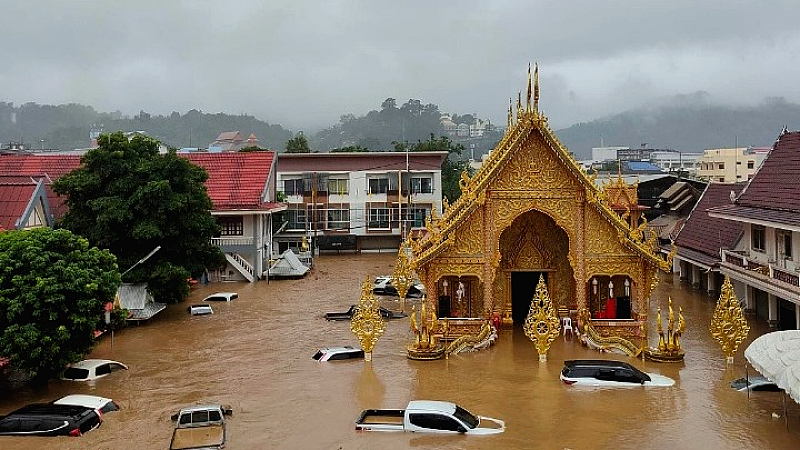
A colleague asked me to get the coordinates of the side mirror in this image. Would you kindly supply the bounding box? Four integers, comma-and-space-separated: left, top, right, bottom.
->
170, 413, 179, 421
457, 426, 467, 433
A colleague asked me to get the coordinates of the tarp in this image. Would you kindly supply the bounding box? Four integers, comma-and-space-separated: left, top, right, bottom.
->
745, 330, 800, 404
268, 249, 310, 278
116, 283, 166, 321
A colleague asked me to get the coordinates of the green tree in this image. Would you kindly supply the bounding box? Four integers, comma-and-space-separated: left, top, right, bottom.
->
0, 228, 120, 381
330, 145, 369, 153
53, 132, 224, 304
285, 132, 311, 153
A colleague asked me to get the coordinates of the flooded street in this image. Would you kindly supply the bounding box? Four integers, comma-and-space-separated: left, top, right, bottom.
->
1, 253, 798, 449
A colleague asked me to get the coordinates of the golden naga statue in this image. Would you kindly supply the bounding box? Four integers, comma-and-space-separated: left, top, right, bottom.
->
576, 308, 642, 357
350, 277, 386, 361
643, 297, 686, 362
408, 296, 444, 360
709, 275, 750, 364
523, 275, 561, 361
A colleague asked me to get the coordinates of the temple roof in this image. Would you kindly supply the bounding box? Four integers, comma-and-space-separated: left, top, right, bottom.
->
674, 183, 744, 267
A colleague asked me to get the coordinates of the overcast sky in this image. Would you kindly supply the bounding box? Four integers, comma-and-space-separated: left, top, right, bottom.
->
3, 1, 800, 131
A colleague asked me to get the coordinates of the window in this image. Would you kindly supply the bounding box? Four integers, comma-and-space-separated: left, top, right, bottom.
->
368, 207, 390, 229
327, 208, 350, 230
717, 162, 725, 170
368, 178, 389, 194
283, 178, 304, 196
411, 177, 433, 194
408, 414, 464, 432
411, 207, 429, 228
781, 230, 793, 260
752, 225, 765, 252
286, 208, 306, 230
328, 178, 349, 195
747, 161, 754, 169
95, 364, 111, 376
218, 217, 244, 236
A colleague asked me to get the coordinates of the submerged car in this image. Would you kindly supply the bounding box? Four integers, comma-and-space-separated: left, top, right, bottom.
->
325, 304, 407, 321
312, 346, 365, 361
560, 360, 675, 387
730, 376, 781, 392
373, 276, 427, 298
61, 359, 128, 382
54, 395, 120, 415
203, 292, 238, 302
189, 304, 213, 315
0, 404, 101, 436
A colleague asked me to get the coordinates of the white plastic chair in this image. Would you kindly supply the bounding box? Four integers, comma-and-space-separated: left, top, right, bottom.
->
562, 317, 573, 337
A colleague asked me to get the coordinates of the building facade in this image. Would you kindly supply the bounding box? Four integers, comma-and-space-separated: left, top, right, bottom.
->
275, 152, 447, 253
696, 147, 768, 182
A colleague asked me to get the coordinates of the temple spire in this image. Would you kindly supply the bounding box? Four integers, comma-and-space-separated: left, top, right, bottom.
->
533, 62, 540, 116
526, 62, 532, 114
517, 91, 523, 118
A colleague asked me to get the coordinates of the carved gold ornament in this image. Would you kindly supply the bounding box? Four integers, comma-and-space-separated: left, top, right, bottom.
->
392, 240, 413, 301
351, 277, 386, 361
709, 276, 749, 363
523, 275, 561, 361
407, 296, 445, 360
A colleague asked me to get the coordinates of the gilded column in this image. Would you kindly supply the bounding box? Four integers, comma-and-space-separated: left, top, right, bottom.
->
482, 194, 494, 318
575, 199, 587, 312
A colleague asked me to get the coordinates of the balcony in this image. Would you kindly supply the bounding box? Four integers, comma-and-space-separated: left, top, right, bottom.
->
721, 250, 800, 294
211, 236, 254, 252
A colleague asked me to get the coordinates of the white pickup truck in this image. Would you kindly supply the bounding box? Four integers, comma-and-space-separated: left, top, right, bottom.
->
169, 404, 232, 450
355, 400, 504, 435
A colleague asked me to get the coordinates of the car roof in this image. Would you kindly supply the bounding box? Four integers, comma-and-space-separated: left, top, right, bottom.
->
564, 359, 637, 370
9, 403, 93, 417
204, 292, 237, 298
178, 404, 224, 414
69, 359, 127, 370
407, 400, 457, 414
320, 346, 358, 353
54, 395, 114, 409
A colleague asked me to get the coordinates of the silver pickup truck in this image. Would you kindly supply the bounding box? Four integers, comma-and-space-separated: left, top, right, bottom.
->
355, 400, 504, 435
169, 404, 232, 450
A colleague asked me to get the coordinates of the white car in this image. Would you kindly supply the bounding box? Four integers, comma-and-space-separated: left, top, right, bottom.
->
373, 276, 426, 298
730, 376, 781, 392
312, 346, 364, 361
189, 304, 213, 315
61, 359, 128, 382
203, 292, 238, 302
560, 360, 675, 387
54, 394, 120, 415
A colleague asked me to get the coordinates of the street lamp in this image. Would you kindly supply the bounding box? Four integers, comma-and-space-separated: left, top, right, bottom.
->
121, 246, 161, 278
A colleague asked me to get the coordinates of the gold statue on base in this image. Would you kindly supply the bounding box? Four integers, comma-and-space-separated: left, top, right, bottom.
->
523, 275, 561, 361
407, 296, 445, 360
351, 277, 386, 361
643, 297, 685, 362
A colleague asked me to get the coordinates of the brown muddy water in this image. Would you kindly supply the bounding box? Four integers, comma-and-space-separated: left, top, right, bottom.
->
1, 253, 798, 449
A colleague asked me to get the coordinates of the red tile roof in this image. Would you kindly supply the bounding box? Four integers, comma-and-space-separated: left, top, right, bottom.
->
0, 180, 38, 230
183, 152, 276, 211
736, 130, 800, 212
675, 182, 744, 266
0, 155, 82, 179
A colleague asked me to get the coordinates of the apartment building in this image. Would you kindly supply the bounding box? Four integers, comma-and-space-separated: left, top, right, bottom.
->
275, 151, 448, 252
696, 147, 769, 182
706, 131, 800, 330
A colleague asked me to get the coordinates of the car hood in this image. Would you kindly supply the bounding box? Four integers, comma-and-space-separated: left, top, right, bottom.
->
466, 416, 505, 435
644, 373, 676, 387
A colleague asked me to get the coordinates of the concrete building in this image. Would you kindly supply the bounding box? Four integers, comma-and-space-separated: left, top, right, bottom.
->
696, 147, 768, 182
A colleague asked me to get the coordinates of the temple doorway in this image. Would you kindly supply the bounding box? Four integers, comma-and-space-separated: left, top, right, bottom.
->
511, 271, 548, 325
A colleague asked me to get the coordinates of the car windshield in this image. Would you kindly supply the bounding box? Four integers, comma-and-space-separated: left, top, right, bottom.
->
452, 405, 479, 429
62, 368, 90, 380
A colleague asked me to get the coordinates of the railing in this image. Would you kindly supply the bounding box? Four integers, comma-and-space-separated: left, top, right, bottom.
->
227, 252, 255, 279
211, 237, 254, 247
721, 250, 800, 287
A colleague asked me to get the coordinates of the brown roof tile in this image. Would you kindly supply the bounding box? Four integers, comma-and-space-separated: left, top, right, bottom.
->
736, 131, 800, 212
675, 183, 744, 263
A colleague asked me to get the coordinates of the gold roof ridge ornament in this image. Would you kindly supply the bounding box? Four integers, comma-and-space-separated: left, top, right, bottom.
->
350, 277, 386, 362
709, 275, 749, 364
523, 275, 561, 361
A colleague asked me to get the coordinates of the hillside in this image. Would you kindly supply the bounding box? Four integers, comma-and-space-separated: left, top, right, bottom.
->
556, 95, 800, 159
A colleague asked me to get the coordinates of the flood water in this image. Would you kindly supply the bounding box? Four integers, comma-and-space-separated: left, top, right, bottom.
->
1, 253, 798, 449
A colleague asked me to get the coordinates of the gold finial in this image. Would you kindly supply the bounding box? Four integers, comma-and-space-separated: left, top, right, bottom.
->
517, 91, 523, 118
523, 275, 561, 361
508, 98, 513, 127
709, 276, 750, 364
526, 62, 532, 114
533, 62, 540, 115
350, 277, 386, 361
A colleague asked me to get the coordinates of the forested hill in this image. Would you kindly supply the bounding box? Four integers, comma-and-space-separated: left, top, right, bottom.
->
556, 96, 800, 159
0, 102, 292, 151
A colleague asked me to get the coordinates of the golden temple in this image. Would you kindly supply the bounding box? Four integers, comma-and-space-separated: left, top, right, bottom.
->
410, 64, 673, 340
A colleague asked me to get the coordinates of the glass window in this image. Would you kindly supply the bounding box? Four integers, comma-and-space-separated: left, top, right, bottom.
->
328, 178, 348, 195
411, 207, 429, 228
717, 162, 724, 170
747, 161, 754, 169
62, 368, 90, 380
192, 411, 209, 423
218, 217, 244, 236
368, 207, 390, 229
327, 208, 350, 230
752, 225, 765, 251
95, 364, 111, 376
453, 406, 479, 429
411, 177, 433, 194
286, 208, 306, 230
282, 178, 304, 196
408, 413, 463, 432
368, 178, 389, 194
782, 230, 793, 260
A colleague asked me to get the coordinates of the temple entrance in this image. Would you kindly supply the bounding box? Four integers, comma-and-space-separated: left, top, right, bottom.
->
511, 271, 547, 325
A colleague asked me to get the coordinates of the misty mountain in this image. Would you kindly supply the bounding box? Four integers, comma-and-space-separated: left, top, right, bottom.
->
556, 94, 800, 159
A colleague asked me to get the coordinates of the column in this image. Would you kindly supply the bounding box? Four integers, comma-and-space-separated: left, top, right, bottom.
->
768, 293, 779, 329
691, 265, 701, 289
743, 284, 755, 316
706, 271, 716, 295
795, 304, 800, 330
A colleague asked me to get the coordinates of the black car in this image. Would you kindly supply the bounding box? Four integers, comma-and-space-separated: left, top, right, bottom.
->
324, 305, 408, 321
0, 404, 101, 436
560, 359, 675, 387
